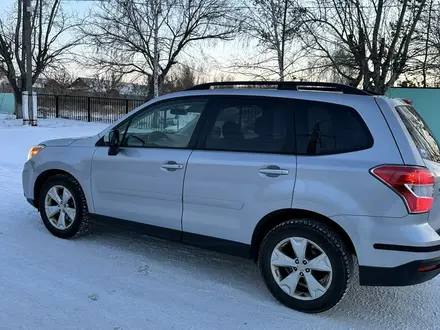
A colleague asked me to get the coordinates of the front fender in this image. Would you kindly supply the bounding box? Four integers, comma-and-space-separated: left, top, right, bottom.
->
31, 146, 97, 213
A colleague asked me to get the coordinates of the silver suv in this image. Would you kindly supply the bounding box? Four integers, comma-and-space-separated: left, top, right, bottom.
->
22, 81, 440, 313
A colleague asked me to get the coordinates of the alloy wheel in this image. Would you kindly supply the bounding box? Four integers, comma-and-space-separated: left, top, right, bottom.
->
44, 185, 76, 230
270, 237, 333, 300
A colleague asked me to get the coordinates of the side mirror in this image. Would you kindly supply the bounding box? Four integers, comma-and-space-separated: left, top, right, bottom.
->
108, 129, 120, 145
108, 129, 120, 156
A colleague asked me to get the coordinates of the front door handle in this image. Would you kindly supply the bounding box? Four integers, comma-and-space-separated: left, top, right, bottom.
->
161, 161, 184, 171
259, 165, 289, 177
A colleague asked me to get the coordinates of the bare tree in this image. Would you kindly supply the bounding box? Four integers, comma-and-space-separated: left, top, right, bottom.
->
304, 46, 360, 84
0, 70, 12, 92
162, 63, 204, 93
421, 0, 435, 87
299, 0, 428, 93
81, 0, 241, 99
421, 2, 440, 86
40, 66, 75, 94
0, 0, 81, 117
406, 0, 440, 87
236, 0, 306, 81
90, 72, 124, 96
431, 9, 440, 86
210, 72, 235, 82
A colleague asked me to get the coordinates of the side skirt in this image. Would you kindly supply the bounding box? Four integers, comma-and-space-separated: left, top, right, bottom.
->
89, 213, 252, 259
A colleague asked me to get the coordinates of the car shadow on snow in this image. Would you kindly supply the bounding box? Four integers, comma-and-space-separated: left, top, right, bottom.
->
70, 222, 440, 325
78, 223, 272, 301
327, 272, 440, 325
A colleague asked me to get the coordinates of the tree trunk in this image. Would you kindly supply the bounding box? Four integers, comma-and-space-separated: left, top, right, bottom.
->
13, 90, 23, 119
278, 0, 289, 82
423, 0, 434, 88
153, 0, 161, 98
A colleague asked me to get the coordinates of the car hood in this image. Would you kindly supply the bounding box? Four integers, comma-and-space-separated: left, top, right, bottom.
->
40, 137, 79, 146
40, 135, 96, 147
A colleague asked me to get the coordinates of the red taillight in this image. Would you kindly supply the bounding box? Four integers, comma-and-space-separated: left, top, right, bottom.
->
418, 265, 438, 272
402, 99, 412, 105
371, 165, 435, 214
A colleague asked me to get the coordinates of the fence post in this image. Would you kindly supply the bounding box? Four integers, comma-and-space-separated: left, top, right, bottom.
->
55, 95, 59, 118
87, 97, 91, 122
125, 99, 129, 114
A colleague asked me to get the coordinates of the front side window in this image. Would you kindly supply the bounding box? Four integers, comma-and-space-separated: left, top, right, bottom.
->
396, 105, 440, 162
119, 98, 208, 148
203, 97, 294, 154
295, 100, 373, 155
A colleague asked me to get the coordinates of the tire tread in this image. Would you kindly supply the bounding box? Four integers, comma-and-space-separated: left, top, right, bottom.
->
258, 218, 353, 313
39, 174, 94, 238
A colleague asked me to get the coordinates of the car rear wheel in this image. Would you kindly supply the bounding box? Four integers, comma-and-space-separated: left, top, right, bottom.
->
258, 219, 353, 313
38, 174, 94, 238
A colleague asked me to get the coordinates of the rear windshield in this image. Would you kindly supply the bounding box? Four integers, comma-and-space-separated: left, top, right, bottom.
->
395, 105, 440, 162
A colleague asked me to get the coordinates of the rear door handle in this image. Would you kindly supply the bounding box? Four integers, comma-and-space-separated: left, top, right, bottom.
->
259, 166, 289, 177
161, 161, 184, 171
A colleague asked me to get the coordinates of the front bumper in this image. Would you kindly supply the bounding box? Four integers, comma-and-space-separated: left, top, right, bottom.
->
359, 255, 440, 286
22, 161, 35, 202
26, 198, 37, 208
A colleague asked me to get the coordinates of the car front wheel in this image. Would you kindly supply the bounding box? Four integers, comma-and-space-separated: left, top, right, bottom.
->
38, 174, 94, 238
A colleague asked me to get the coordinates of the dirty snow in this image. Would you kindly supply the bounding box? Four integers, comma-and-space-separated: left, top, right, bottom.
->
1, 114, 440, 330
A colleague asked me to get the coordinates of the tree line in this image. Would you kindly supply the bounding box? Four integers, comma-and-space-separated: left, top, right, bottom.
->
1, 0, 440, 117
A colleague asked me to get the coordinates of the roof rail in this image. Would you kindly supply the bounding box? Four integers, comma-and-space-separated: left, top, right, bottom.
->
186, 81, 372, 96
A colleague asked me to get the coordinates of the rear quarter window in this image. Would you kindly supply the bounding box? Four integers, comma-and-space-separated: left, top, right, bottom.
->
395, 105, 440, 162
294, 99, 373, 155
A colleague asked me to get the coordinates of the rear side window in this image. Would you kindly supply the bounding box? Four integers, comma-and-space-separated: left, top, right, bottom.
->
295, 100, 373, 155
395, 105, 440, 162
203, 96, 295, 154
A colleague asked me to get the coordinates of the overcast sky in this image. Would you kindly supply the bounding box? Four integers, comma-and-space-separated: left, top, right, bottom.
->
0, 0, 90, 16
0, 0, 250, 82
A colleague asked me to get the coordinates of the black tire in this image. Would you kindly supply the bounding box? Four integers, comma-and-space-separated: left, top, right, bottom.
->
258, 219, 353, 313
38, 174, 94, 238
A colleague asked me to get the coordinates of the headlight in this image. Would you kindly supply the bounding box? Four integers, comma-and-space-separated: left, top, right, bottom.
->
28, 145, 45, 160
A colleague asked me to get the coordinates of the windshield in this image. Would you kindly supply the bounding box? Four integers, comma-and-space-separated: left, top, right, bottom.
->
395, 105, 440, 163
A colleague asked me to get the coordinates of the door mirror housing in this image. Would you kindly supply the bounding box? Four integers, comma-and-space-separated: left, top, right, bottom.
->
107, 129, 121, 156
108, 129, 120, 146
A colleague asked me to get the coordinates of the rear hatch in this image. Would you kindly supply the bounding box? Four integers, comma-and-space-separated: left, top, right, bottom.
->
395, 104, 440, 230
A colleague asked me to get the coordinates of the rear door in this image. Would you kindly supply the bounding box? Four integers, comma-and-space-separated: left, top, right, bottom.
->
395, 104, 440, 229
182, 95, 297, 245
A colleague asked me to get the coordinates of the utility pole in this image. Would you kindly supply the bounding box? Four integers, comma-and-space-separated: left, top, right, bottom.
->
22, 0, 36, 126
152, 0, 161, 98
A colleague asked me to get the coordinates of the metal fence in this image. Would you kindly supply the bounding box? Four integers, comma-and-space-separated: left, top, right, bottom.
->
36, 94, 268, 130
37, 94, 147, 123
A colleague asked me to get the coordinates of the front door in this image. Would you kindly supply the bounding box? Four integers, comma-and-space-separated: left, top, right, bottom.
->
182, 96, 297, 245
91, 96, 209, 232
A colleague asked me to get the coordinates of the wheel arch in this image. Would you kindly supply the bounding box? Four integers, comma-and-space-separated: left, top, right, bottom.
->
250, 208, 357, 261
33, 169, 81, 209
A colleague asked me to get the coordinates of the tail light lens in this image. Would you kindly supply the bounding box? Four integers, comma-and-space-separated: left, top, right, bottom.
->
371, 165, 435, 214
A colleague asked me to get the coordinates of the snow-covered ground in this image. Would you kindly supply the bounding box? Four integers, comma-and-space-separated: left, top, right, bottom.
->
1, 114, 440, 330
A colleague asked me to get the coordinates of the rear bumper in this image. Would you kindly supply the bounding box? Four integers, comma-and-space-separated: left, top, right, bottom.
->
373, 242, 440, 253
359, 256, 440, 286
